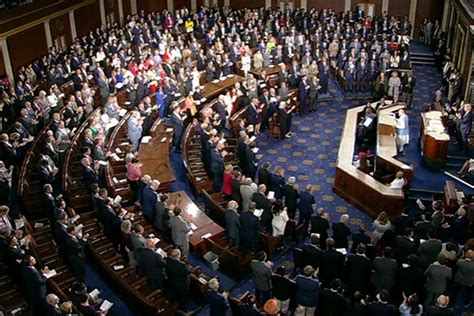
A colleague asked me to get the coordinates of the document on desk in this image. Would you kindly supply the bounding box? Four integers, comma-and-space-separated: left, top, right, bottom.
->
190, 222, 198, 231
100, 300, 114, 312
141, 136, 152, 143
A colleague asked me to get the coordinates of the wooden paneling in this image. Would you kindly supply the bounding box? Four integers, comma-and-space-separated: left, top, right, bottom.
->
174, 0, 192, 10
0, 47, 6, 76
50, 13, 72, 46
75, 1, 101, 38
387, 0, 410, 18
8, 24, 48, 71
306, 0, 344, 12
352, 0, 383, 16
122, 0, 132, 19
196, 0, 204, 9
232, 0, 265, 9
414, 0, 444, 38
136, 0, 167, 13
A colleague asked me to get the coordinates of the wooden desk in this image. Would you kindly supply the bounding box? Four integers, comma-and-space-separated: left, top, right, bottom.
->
201, 75, 244, 100
138, 118, 175, 189
420, 111, 450, 170
168, 191, 225, 256
334, 104, 413, 219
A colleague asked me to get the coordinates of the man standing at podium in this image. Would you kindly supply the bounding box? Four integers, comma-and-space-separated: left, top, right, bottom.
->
396, 109, 409, 155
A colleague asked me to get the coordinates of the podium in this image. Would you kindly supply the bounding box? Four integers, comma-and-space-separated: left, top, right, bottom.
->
420, 111, 450, 170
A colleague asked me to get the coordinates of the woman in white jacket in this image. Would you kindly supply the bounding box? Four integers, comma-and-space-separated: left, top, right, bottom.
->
272, 201, 289, 237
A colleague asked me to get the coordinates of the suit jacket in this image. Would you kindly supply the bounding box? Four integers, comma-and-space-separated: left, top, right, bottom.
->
318, 288, 346, 316
22, 266, 47, 301
257, 168, 272, 188
310, 215, 329, 242
399, 265, 425, 296
137, 248, 165, 288
425, 306, 454, 316
283, 184, 299, 213
206, 290, 229, 316
346, 254, 372, 293
302, 243, 322, 268
225, 209, 240, 239
272, 274, 296, 301
240, 210, 260, 241
395, 236, 417, 263
39, 167, 55, 186
372, 256, 397, 291
295, 274, 320, 307
461, 110, 473, 136
154, 201, 170, 231
82, 166, 98, 189
142, 186, 158, 221
169, 214, 192, 248
64, 235, 85, 266
332, 222, 351, 249
455, 258, 474, 286
165, 257, 190, 293
367, 302, 397, 316
270, 174, 285, 199
298, 191, 315, 216
425, 263, 452, 293
251, 260, 272, 291
319, 249, 345, 283
417, 239, 442, 268
171, 112, 184, 139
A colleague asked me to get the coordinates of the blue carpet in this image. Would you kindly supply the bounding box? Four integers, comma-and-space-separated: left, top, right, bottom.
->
410, 41, 435, 55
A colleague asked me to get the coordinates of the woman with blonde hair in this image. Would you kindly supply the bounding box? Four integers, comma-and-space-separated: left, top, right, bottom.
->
372, 211, 391, 245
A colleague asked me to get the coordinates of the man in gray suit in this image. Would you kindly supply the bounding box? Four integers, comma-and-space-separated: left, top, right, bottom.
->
104, 96, 121, 120
97, 72, 110, 103
425, 254, 452, 308
130, 224, 147, 270
455, 249, 474, 307
169, 207, 192, 256
251, 251, 273, 306
225, 200, 240, 247
240, 177, 257, 211
417, 230, 442, 270
127, 110, 144, 151
372, 247, 397, 295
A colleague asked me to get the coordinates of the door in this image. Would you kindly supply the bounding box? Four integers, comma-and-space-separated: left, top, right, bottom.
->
359, 3, 375, 17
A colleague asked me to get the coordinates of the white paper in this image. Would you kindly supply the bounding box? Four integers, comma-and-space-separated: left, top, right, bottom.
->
115, 147, 122, 154
267, 191, 275, 200
202, 233, 212, 239
190, 222, 198, 230
98, 160, 108, 166
110, 153, 121, 161
44, 269, 57, 279
249, 136, 256, 142
89, 289, 100, 299
165, 128, 173, 133
74, 224, 84, 233
100, 300, 114, 312
141, 136, 152, 143
156, 248, 167, 258
118, 109, 127, 117
252, 147, 259, 154
402, 263, 409, 268
113, 195, 122, 205
112, 177, 119, 184
160, 137, 167, 143
254, 209, 264, 217
363, 117, 373, 127
106, 118, 119, 130
149, 237, 160, 245
34, 222, 44, 228
199, 277, 208, 284
14, 219, 24, 230
336, 248, 347, 255
113, 265, 124, 271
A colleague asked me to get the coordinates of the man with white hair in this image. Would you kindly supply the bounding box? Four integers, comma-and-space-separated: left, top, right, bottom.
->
205, 278, 230, 315
166, 248, 191, 311
225, 200, 240, 247
142, 179, 160, 223
44, 293, 61, 315
332, 214, 351, 249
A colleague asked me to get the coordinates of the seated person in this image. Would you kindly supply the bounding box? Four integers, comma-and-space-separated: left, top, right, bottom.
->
389, 171, 406, 189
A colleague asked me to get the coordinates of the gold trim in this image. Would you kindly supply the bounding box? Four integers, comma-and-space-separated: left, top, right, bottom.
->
0, 0, 96, 40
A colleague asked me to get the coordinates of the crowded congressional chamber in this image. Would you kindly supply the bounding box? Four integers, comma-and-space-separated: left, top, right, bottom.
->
1, 0, 474, 315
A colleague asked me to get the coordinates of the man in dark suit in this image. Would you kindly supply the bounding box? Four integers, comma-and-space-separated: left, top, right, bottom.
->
350, 224, 371, 254
257, 162, 272, 189
302, 233, 322, 269
298, 184, 316, 225
166, 248, 191, 311
425, 294, 453, 316
318, 279, 346, 316
372, 247, 397, 295
319, 238, 345, 287
231, 170, 243, 209
142, 180, 159, 223
332, 214, 351, 249
64, 226, 86, 283
38, 159, 56, 187
137, 239, 166, 290
225, 201, 240, 247
171, 104, 184, 153
210, 143, 225, 192
250, 251, 273, 306
252, 184, 273, 234
399, 254, 426, 299
346, 244, 372, 295
395, 228, 417, 263
393, 208, 414, 236
240, 204, 261, 253
272, 267, 296, 314
154, 193, 171, 241
205, 278, 230, 316
44, 293, 62, 316
310, 208, 330, 249
417, 230, 442, 270
0, 133, 18, 169
22, 255, 48, 314
81, 158, 98, 190
298, 76, 310, 114
283, 177, 299, 219
459, 103, 472, 153
367, 290, 397, 316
